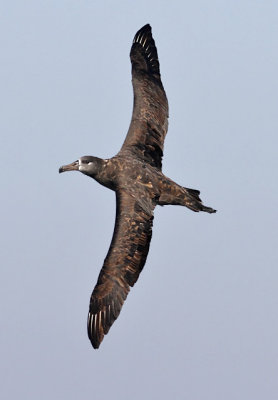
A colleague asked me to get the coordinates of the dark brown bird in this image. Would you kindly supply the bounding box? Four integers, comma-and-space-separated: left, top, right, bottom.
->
59, 24, 216, 349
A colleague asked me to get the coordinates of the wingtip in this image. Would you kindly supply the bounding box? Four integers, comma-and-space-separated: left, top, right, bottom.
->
139, 23, 151, 32
132, 23, 160, 78
87, 312, 104, 349
91, 341, 101, 350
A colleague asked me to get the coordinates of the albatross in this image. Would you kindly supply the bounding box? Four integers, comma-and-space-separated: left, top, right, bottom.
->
59, 24, 216, 349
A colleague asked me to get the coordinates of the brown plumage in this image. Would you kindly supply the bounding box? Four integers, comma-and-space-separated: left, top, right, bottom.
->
59, 24, 216, 349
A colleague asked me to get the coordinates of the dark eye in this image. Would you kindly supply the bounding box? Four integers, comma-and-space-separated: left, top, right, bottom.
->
82, 160, 90, 164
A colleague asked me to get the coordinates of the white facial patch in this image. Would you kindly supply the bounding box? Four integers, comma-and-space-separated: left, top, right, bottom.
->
78, 158, 84, 172
78, 158, 94, 173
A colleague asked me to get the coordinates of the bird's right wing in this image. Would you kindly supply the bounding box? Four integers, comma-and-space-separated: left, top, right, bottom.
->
87, 189, 155, 349
119, 24, 169, 170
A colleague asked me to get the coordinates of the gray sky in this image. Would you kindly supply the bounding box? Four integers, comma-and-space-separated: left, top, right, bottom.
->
1, 1, 278, 399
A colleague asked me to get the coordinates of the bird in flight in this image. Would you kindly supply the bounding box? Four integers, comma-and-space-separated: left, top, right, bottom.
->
59, 24, 216, 349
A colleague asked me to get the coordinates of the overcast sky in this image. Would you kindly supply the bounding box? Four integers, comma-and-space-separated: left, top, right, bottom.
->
1, 1, 278, 399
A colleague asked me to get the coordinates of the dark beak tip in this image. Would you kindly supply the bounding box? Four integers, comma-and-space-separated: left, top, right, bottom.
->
59, 167, 64, 174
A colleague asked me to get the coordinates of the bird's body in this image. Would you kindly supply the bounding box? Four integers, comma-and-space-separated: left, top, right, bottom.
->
59, 24, 216, 349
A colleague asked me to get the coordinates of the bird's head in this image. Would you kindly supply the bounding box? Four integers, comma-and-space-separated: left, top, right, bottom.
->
59, 156, 101, 178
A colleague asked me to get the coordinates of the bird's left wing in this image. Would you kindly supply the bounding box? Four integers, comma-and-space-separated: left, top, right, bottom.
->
87, 189, 155, 349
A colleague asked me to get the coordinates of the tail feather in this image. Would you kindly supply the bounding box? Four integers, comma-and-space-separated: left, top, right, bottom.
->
184, 187, 216, 214
185, 188, 201, 201
158, 183, 216, 214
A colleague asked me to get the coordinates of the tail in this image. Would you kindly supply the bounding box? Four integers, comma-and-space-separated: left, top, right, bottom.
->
184, 188, 217, 214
